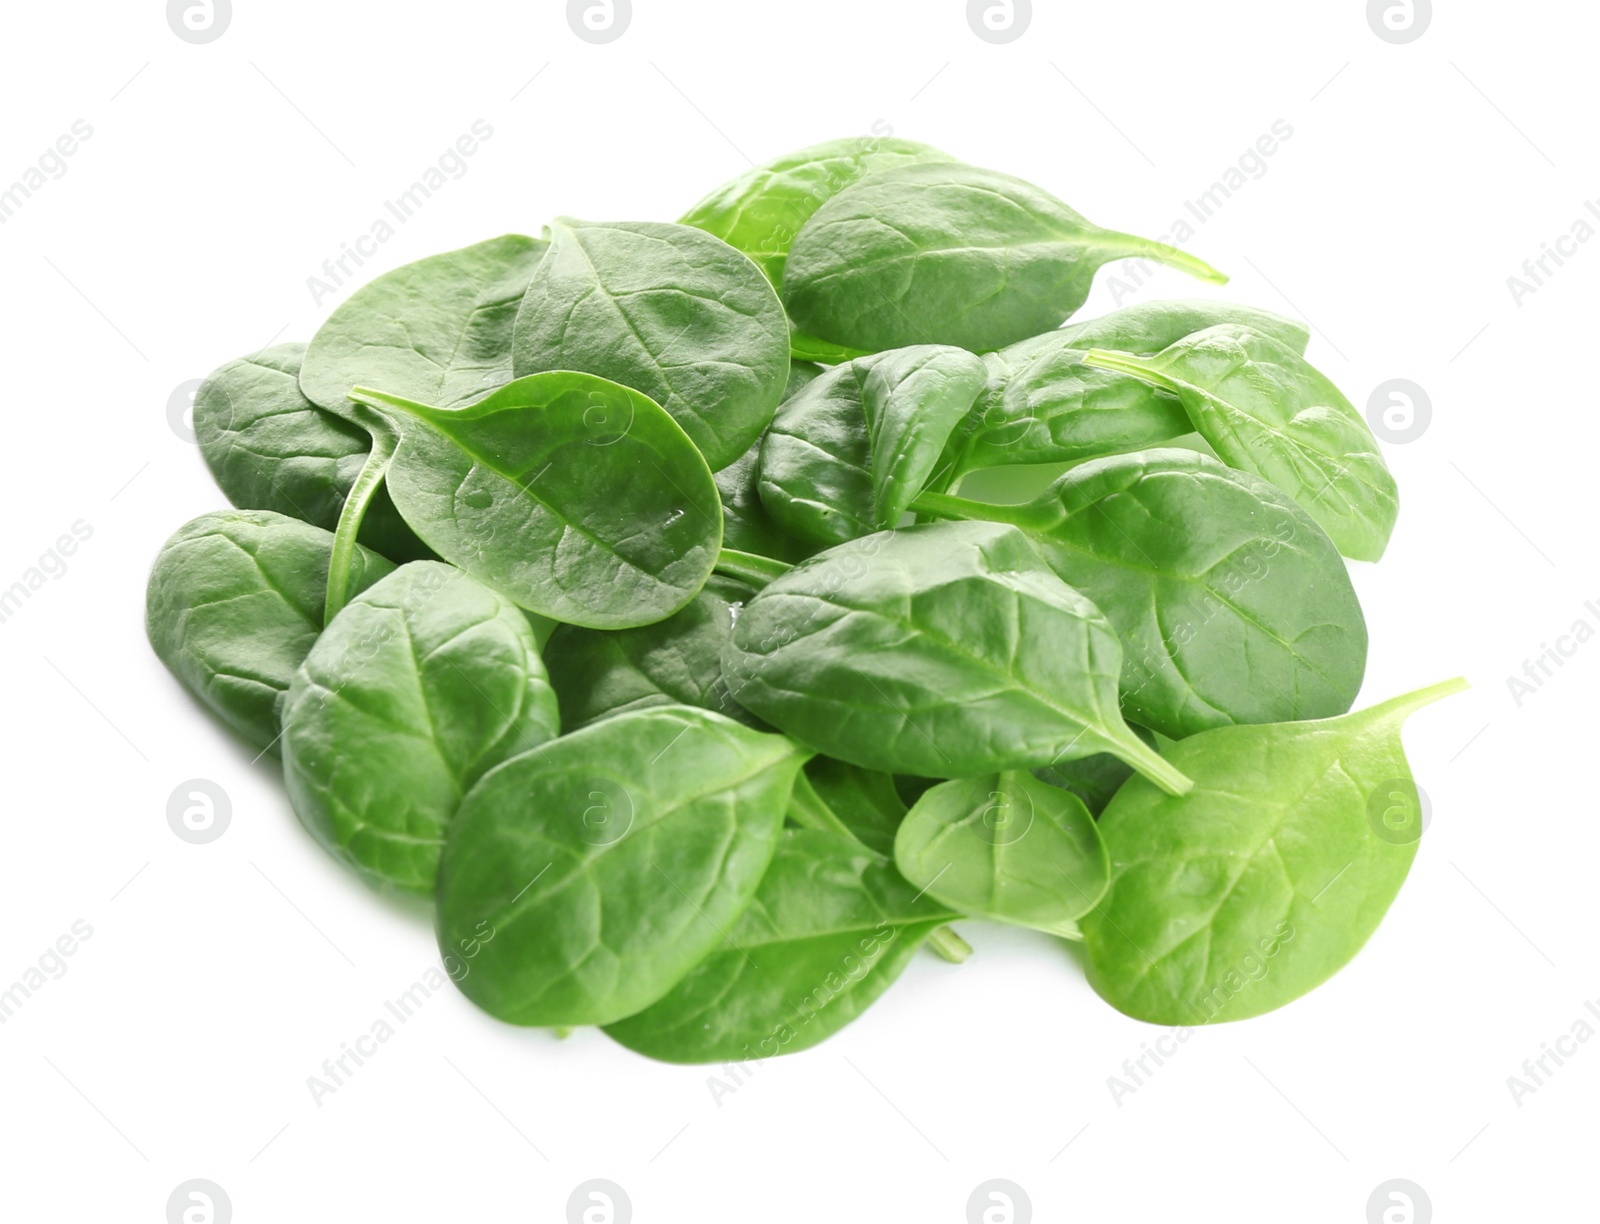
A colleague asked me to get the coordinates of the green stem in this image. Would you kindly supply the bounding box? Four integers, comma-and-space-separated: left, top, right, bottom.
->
927, 926, 972, 963
324, 412, 397, 625
1113, 731, 1194, 797
1097, 231, 1229, 285
1080, 348, 1184, 394
910, 489, 1041, 530
785, 770, 862, 842
1366, 676, 1472, 723
349, 385, 436, 421
715, 548, 793, 589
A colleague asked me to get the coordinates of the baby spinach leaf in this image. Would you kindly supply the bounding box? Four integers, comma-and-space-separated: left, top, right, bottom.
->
511, 219, 790, 470
436, 706, 807, 1027
146, 510, 393, 754
915, 449, 1368, 739
895, 772, 1109, 939
722, 521, 1192, 793
997, 299, 1311, 370
300, 235, 547, 422
194, 342, 429, 561
937, 305, 1309, 482
783, 162, 1226, 354
603, 828, 955, 1063
679, 136, 960, 287
758, 345, 988, 547
350, 372, 722, 629
1081, 678, 1467, 1024
714, 440, 810, 563
543, 574, 764, 731
281, 562, 559, 893
803, 758, 907, 857
1082, 325, 1399, 561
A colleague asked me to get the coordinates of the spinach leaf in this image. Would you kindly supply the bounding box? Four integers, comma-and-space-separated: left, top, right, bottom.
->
783, 162, 1226, 354
758, 345, 987, 547
1083, 325, 1399, 561
146, 510, 393, 754
937, 304, 1310, 482
895, 772, 1109, 938
543, 574, 763, 730
603, 828, 955, 1062
803, 758, 906, 857
511, 219, 790, 470
435, 706, 806, 1027
722, 521, 1192, 793
300, 235, 547, 422
1081, 678, 1467, 1023
281, 562, 559, 893
349, 371, 722, 629
679, 136, 960, 287
194, 342, 429, 562
915, 449, 1368, 739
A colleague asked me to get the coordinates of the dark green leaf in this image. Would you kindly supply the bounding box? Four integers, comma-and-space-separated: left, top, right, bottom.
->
543, 574, 764, 730
783, 162, 1226, 353
603, 828, 953, 1062
679, 136, 960, 287
804, 758, 906, 857
281, 562, 559, 893
436, 706, 806, 1026
300, 235, 547, 421
354, 371, 721, 629
758, 345, 987, 547
723, 521, 1191, 792
512, 219, 790, 469
146, 510, 393, 754
918, 449, 1368, 738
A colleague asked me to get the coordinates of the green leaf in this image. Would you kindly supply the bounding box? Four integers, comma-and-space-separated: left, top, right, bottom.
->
281, 562, 559, 893
1081, 679, 1467, 1024
193, 342, 428, 560
939, 301, 1311, 481
603, 828, 954, 1062
352, 371, 722, 629
758, 345, 988, 547
915, 449, 1368, 739
1032, 725, 1157, 816
895, 772, 1109, 938
1082, 325, 1399, 561
146, 511, 394, 754
722, 520, 1192, 793
803, 758, 906, 857
511, 218, 790, 469
436, 706, 807, 1027
300, 235, 548, 421
543, 574, 765, 731
678, 136, 960, 287
713, 439, 811, 564
783, 162, 1226, 354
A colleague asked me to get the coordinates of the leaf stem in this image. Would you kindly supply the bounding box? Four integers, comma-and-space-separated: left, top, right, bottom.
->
1079, 348, 1184, 394
324, 411, 397, 625
1366, 676, 1472, 723
927, 926, 972, 963
910, 489, 1040, 530
714, 548, 793, 589
1113, 732, 1194, 797
1097, 231, 1229, 285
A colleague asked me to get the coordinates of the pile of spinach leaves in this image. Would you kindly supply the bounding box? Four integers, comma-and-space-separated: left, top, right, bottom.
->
149, 136, 1460, 1062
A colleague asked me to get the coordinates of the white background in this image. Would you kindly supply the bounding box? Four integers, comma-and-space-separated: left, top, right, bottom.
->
0, 1, 1591, 1220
